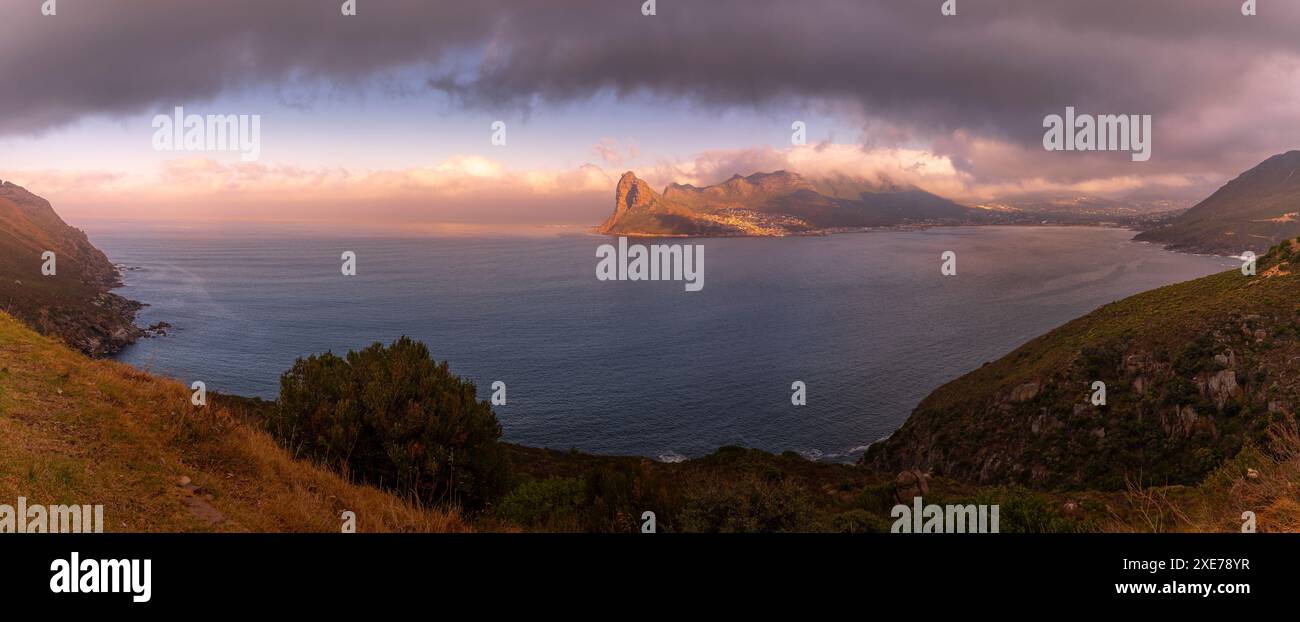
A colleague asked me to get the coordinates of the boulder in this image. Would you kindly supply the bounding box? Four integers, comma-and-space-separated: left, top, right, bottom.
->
894, 469, 929, 503
1009, 381, 1040, 403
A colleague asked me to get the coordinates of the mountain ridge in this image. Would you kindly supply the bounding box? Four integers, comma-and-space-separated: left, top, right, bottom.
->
597, 170, 985, 236
1135, 150, 1300, 254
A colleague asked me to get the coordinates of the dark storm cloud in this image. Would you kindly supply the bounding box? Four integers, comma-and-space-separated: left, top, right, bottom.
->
0, 0, 494, 134
3, 0, 1299, 174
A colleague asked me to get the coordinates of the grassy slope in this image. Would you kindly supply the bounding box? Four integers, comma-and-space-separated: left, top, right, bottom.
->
0, 312, 464, 532
1135, 151, 1300, 254
868, 241, 1300, 492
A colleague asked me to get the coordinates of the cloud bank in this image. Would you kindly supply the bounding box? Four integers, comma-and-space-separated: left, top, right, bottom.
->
4, 0, 1299, 209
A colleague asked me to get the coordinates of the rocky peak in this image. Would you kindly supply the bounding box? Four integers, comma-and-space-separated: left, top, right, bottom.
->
599, 172, 684, 234
615, 171, 658, 212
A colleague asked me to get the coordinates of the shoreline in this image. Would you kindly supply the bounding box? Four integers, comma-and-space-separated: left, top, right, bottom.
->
594, 219, 1154, 240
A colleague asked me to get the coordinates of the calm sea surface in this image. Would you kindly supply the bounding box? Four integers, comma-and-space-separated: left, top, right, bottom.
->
87, 226, 1234, 462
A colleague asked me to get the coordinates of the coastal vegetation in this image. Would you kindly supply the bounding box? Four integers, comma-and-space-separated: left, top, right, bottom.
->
269, 337, 509, 510
4, 309, 1299, 532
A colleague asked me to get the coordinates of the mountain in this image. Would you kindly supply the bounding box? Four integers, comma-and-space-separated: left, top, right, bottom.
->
598, 172, 746, 236
865, 239, 1300, 491
598, 170, 982, 236
0, 180, 141, 356
1135, 150, 1300, 254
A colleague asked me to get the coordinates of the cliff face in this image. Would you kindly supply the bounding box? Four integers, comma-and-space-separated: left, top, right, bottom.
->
867, 241, 1300, 490
0, 180, 142, 357
1136, 150, 1300, 254
598, 170, 979, 236
597, 172, 750, 236
599, 172, 689, 231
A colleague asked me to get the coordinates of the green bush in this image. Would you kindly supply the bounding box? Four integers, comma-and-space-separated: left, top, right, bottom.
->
271, 336, 508, 510
855, 481, 896, 514
496, 477, 585, 530
1172, 336, 1215, 377
973, 487, 1083, 533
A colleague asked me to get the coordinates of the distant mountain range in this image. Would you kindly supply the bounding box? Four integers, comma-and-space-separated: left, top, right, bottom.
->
0, 180, 141, 356
598, 170, 988, 236
1136, 150, 1300, 254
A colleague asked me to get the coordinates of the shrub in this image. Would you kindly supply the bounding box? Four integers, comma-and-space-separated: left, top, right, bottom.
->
828, 509, 892, 533
679, 476, 816, 532
973, 487, 1082, 533
1172, 335, 1215, 377
580, 463, 677, 532
1079, 341, 1122, 380
496, 477, 585, 530
855, 481, 896, 514
270, 337, 508, 510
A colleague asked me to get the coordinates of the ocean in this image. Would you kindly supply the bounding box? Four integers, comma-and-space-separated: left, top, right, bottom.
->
88, 225, 1235, 463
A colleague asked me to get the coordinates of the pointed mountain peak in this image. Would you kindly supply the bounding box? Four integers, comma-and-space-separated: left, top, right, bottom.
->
615, 171, 662, 211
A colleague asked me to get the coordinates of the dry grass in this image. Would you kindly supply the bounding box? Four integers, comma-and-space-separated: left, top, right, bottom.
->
0, 312, 466, 532
1102, 415, 1300, 533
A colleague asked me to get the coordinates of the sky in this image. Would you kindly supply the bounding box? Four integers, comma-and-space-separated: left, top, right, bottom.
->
2, 0, 1299, 230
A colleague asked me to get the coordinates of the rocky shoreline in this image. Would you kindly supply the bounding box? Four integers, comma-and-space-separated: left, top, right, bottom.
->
79, 289, 145, 357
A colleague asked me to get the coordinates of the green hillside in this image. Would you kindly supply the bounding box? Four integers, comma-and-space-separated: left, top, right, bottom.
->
1136, 151, 1300, 254
867, 239, 1300, 492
